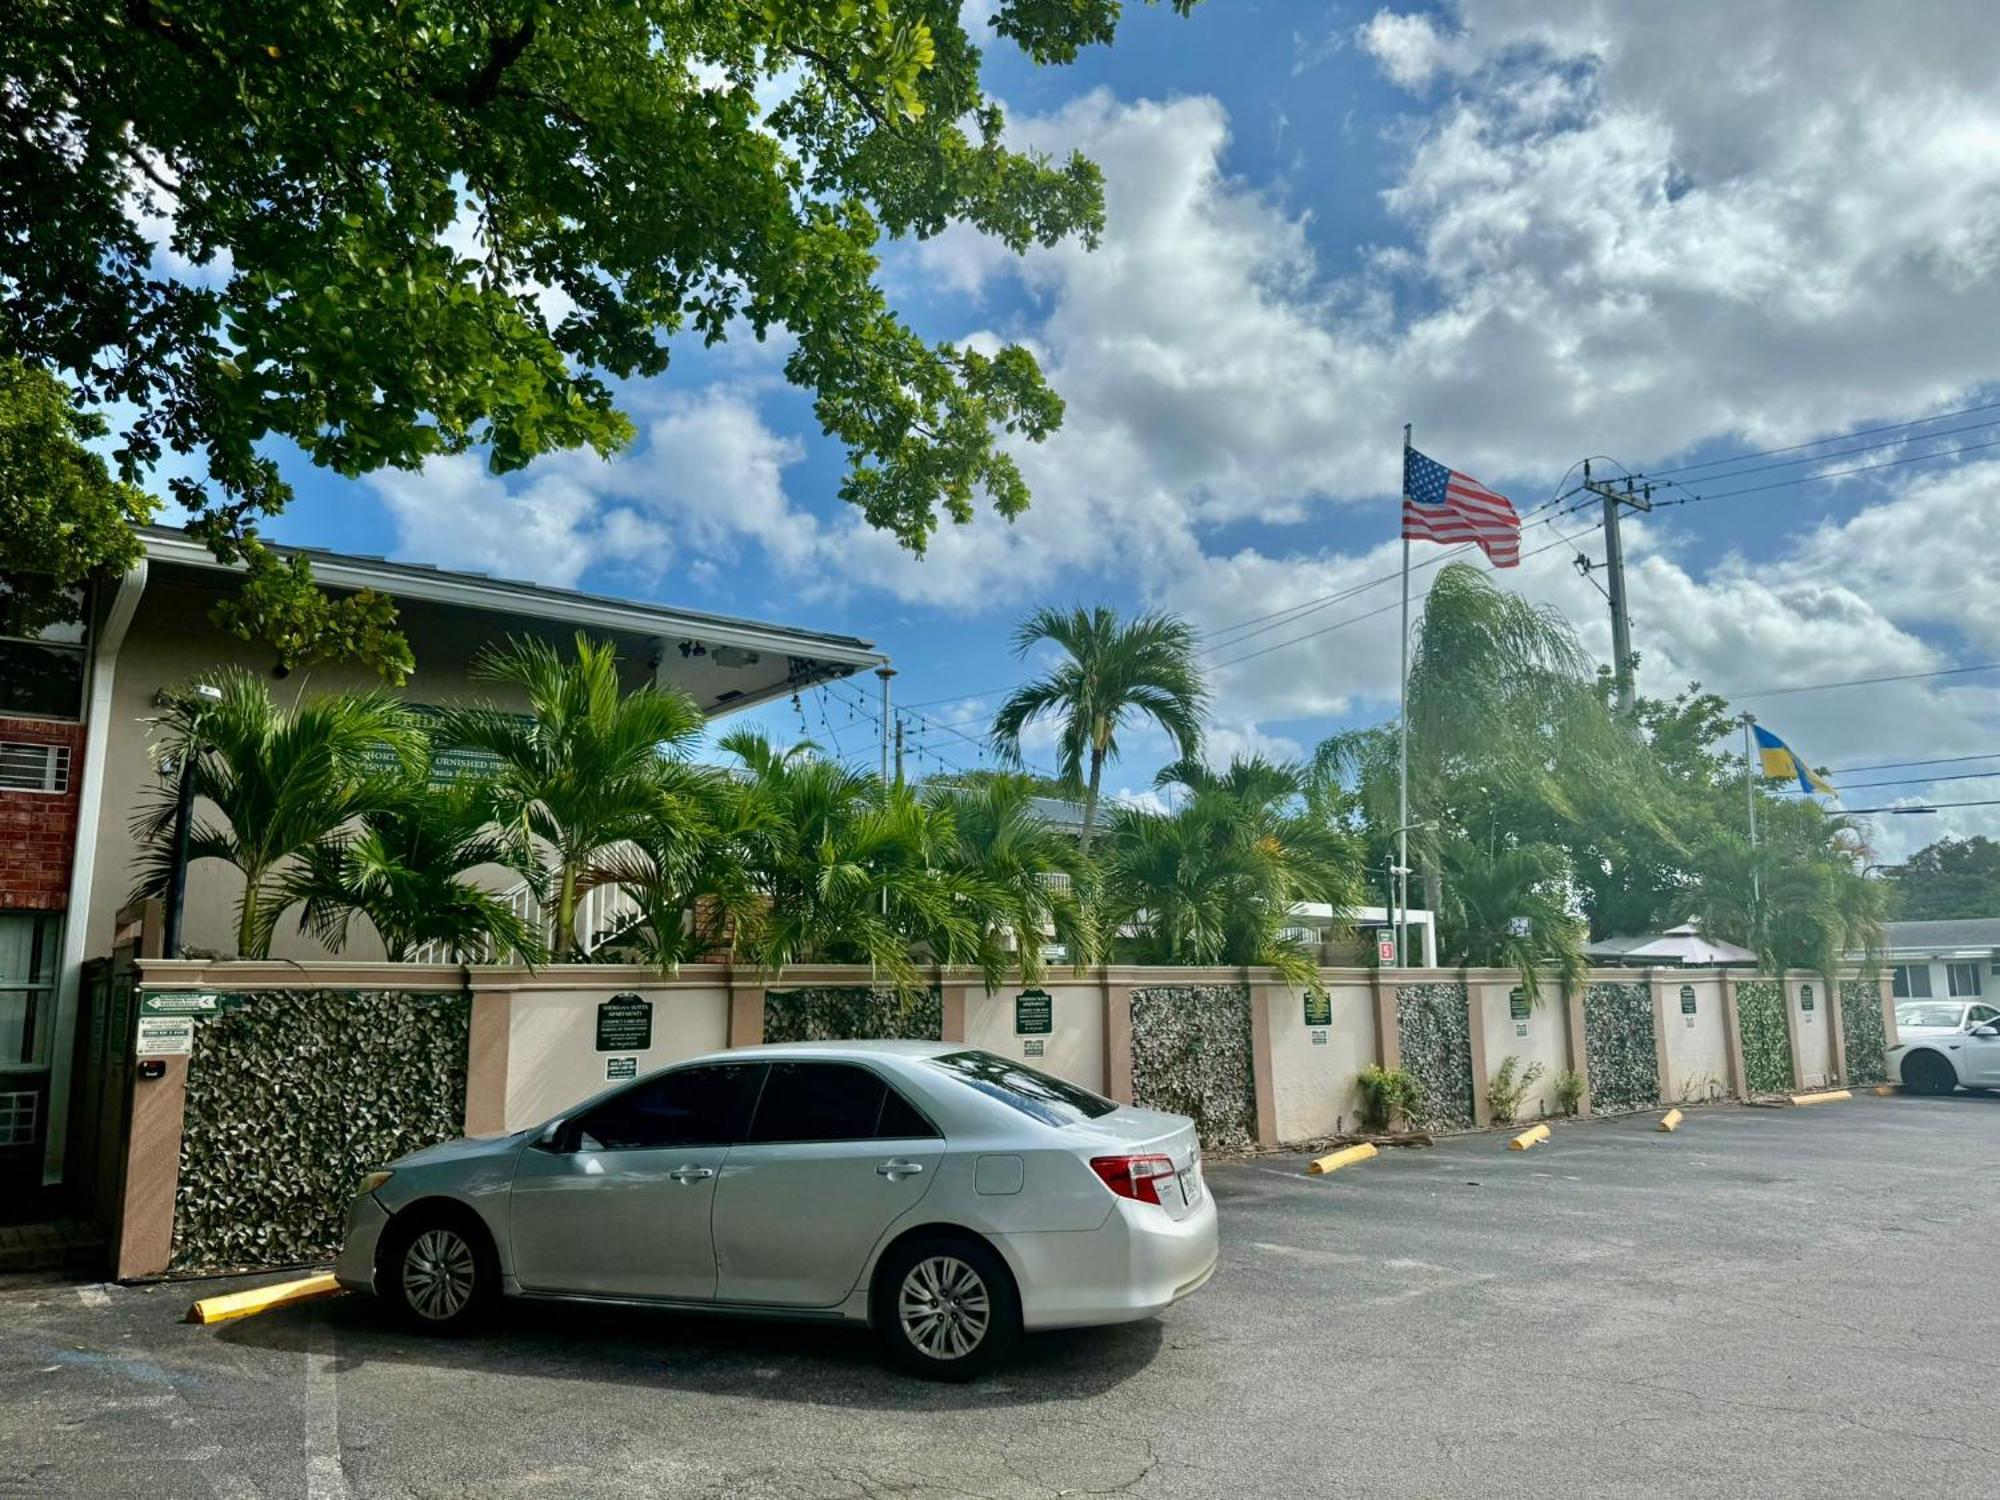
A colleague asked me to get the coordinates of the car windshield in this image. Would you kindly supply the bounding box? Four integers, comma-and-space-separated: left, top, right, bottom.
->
1897, 1004, 1965, 1029
926, 1050, 1119, 1127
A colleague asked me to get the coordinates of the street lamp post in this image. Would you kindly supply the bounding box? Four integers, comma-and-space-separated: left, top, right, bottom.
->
161, 683, 223, 959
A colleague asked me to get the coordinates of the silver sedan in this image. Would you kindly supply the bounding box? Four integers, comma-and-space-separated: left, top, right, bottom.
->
335, 1041, 1219, 1378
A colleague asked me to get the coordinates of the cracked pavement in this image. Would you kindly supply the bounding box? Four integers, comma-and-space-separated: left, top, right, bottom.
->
5, 1091, 1998, 1498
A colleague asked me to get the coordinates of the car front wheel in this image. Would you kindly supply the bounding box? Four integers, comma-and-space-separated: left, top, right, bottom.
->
1902, 1049, 1959, 1095
381, 1209, 498, 1336
874, 1235, 1019, 1381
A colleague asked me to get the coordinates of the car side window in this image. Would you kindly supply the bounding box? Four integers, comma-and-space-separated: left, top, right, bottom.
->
570, 1065, 765, 1152
747, 1062, 939, 1144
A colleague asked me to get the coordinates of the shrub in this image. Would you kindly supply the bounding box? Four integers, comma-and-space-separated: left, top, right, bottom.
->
1487, 1055, 1546, 1125
1553, 1067, 1587, 1117
1356, 1064, 1423, 1133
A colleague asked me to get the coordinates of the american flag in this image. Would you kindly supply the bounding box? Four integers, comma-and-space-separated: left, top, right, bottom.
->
1402, 447, 1521, 567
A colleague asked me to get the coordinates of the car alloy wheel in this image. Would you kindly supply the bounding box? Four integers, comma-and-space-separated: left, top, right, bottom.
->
402, 1228, 478, 1322
898, 1254, 992, 1361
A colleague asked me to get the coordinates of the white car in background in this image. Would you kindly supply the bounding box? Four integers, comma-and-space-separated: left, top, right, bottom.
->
1890, 1019, 2000, 1095
335, 1042, 1218, 1379
1895, 1000, 2000, 1038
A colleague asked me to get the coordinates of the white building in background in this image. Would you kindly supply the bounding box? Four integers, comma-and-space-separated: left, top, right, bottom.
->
1862, 918, 2000, 1003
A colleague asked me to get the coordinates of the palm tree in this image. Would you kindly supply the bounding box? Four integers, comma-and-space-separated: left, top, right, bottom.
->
132, 672, 420, 958
1103, 755, 1363, 987
587, 764, 765, 971
990, 606, 1206, 853
927, 773, 1098, 985
281, 763, 546, 963
1435, 836, 1588, 998
1691, 800, 1884, 979
439, 633, 706, 959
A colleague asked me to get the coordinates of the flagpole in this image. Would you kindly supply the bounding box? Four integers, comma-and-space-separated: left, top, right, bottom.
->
1397, 422, 1412, 969
1741, 711, 1760, 904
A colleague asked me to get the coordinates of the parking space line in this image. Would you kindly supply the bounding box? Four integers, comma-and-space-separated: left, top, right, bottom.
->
76, 1284, 111, 1308
305, 1318, 350, 1500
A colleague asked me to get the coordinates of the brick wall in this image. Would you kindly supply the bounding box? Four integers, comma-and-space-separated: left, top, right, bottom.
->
0, 718, 87, 911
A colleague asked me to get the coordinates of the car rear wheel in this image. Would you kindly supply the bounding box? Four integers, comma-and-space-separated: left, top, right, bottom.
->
874, 1234, 1018, 1381
1902, 1049, 1959, 1095
381, 1209, 498, 1336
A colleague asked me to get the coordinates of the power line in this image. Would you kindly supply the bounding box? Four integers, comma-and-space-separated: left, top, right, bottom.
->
1841, 797, 2000, 815
1642, 415, 2000, 487
1645, 397, 2000, 478
1827, 750, 2000, 775
1819, 768, 2000, 792
1654, 434, 2000, 508
1724, 660, 2000, 701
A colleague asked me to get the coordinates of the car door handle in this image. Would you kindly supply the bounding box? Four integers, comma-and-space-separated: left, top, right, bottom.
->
669, 1165, 714, 1183
877, 1159, 925, 1180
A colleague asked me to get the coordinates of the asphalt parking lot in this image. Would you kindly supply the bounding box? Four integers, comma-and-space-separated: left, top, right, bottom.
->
5, 1092, 1999, 1499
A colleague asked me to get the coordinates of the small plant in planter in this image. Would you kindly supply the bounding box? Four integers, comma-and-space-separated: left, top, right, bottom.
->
1486, 1055, 1546, 1126
1356, 1064, 1423, 1133
1553, 1067, 1587, 1117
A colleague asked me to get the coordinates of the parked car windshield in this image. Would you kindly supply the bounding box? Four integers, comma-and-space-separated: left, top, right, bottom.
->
1897, 1004, 1966, 1029
927, 1050, 1119, 1126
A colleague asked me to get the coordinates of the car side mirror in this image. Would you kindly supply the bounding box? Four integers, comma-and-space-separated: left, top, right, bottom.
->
1973, 1025, 2000, 1039
529, 1118, 571, 1153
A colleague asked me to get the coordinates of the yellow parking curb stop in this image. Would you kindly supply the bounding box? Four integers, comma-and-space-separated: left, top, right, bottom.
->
1507, 1123, 1551, 1151
1871, 1085, 1897, 1097
187, 1273, 342, 1326
1788, 1089, 1852, 1107
1657, 1108, 1684, 1132
1306, 1142, 1379, 1176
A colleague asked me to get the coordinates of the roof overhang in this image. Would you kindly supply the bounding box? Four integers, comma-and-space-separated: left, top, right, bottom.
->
140, 528, 887, 718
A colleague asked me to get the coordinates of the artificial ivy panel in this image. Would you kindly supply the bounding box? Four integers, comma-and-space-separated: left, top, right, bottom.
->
171, 990, 469, 1272
1735, 980, 1794, 1095
1582, 982, 1660, 1113
1129, 984, 1257, 1152
1395, 983, 1474, 1131
1839, 979, 1889, 1084
762, 986, 941, 1043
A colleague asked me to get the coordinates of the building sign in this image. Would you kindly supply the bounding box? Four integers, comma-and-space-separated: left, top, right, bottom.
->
358, 704, 515, 784
604, 1056, 638, 1082
140, 990, 218, 1018
1303, 992, 1333, 1027
1015, 990, 1053, 1036
135, 1017, 194, 1056
1800, 985, 1815, 1013
1680, 985, 1697, 1015
595, 994, 653, 1053
1310, 1030, 1328, 1046
1377, 934, 1397, 963
1023, 1039, 1045, 1059
1509, 987, 1531, 1020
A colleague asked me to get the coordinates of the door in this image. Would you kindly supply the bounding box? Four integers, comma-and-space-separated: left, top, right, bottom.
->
711, 1062, 944, 1308
509, 1063, 765, 1299
1963, 1022, 2000, 1087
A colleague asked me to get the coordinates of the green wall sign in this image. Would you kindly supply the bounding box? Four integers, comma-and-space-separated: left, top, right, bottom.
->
1302, 992, 1332, 1027
140, 990, 219, 1018
1680, 985, 1697, 1015
1800, 985, 1815, 1012
1015, 990, 1053, 1035
1508, 987, 1531, 1020
595, 994, 653, 1053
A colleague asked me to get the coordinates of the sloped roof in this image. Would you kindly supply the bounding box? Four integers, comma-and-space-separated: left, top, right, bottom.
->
1879, 918, 2000, 954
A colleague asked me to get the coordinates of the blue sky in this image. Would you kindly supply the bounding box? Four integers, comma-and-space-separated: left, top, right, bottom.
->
244, 1, 2000, 856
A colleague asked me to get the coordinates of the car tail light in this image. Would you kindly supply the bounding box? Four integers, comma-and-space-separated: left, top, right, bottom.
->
1091, 1154, 1176, 1205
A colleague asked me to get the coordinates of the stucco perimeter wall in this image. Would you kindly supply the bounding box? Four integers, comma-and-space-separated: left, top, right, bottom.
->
1789, 977, 1835, 1089
1473, 981, 1568, 1122
1660, 974, 1732, 1104
962, 982, 1107, 1095
1263, 975, 1378, 1142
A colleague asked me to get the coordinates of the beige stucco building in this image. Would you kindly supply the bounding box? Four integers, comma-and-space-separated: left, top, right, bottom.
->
3, 527, 885, 1189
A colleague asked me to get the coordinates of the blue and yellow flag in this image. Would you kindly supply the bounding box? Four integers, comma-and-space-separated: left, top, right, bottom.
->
1752, 724, 1834, 794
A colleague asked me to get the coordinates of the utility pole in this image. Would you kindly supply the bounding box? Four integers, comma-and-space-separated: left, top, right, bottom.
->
1581, 461, 1653, 715
1740, 711, 1762, 905
874, 665, 896, 784
893, 718, 905, 786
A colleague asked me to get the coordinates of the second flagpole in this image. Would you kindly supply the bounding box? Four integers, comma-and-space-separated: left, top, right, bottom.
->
1397, 421, 1412, 969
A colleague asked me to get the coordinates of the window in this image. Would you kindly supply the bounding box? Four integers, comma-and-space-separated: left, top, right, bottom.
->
1947, 962, 1982, 998
570, 1064, 764, 1152
0, 913, 60, 1069
926, 1050, 1119, 1127
746, 1062, 938, 1144
1969, 1006, 2000, 1027
0, 581, 88, 721
1892, 965, 1933, 999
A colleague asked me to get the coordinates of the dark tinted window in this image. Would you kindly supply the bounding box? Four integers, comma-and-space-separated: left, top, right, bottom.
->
0, 639, 86, 719
926, 1051, 1118, 1127
748, 1062, 938, 1143
571, 1064, 764, 1151
876, 1085, 938, 1140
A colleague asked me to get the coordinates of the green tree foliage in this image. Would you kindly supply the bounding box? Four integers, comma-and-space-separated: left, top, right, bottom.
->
131, 672, 420, 957
0, 358, 154, 635
440, 634, 707, 959
3, 0, 1193, 673
1689, 800, 1885, 978
1885, 836, 2000, 921
282, 759, 545, 963
990, 606, 1207, 851
1098, 755, 1361, 988
926, 774, 1097, 986
1435, 837, 1587, 996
